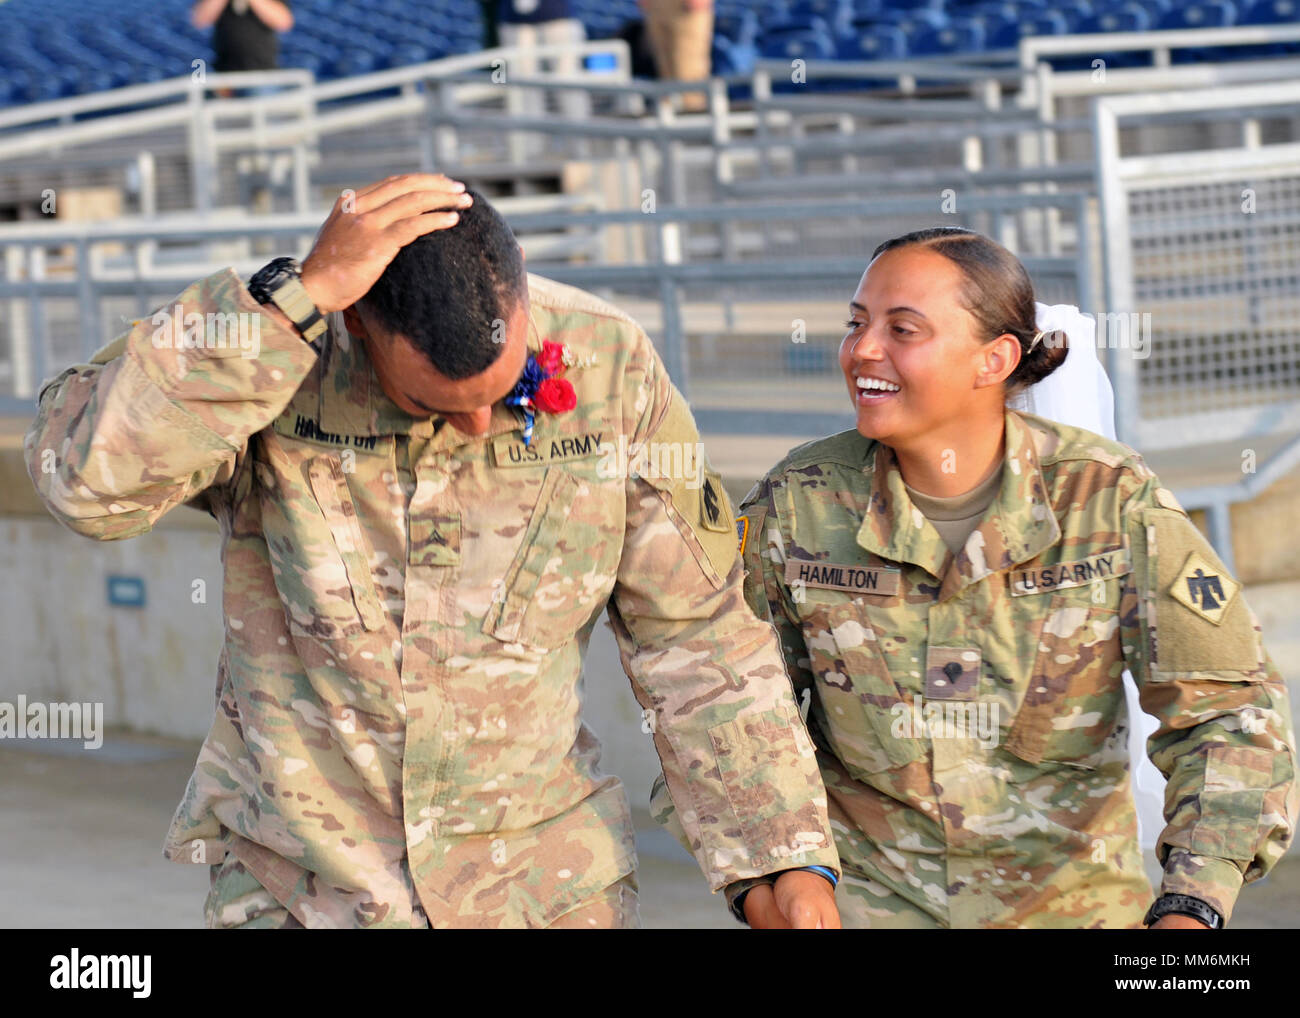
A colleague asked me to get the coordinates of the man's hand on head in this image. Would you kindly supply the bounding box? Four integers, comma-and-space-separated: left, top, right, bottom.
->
300, 174, 472, 314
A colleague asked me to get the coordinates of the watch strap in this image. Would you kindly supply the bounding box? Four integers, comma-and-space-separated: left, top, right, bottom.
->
266, 274, 327, 347
1143, 893, 1223, 929
249, 257, 327, 349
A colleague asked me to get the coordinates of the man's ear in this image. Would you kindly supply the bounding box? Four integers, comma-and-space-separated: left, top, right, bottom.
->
974, 332, 1021, 390
342, 304, 368, 341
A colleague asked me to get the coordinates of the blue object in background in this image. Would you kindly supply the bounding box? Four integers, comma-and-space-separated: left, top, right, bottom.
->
2, 0, 1300, 108
106, 575, 147, 609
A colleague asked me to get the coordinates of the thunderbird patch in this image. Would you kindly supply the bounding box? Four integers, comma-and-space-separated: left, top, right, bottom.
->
699, 470, 731, 533
1169, 550, 1238, 625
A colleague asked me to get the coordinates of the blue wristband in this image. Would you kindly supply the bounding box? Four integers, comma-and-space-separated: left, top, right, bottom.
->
795, 865, 838, 889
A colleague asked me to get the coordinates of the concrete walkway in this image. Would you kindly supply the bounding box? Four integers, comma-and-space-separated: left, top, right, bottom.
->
0, 732, 1294, 929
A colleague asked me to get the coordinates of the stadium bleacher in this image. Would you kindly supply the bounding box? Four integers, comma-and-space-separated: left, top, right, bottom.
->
0, 0, 1297, 107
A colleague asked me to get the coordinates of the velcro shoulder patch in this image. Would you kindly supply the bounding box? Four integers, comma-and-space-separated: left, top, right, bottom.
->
642, 389, 737, 583
1145, 509, 1258, 674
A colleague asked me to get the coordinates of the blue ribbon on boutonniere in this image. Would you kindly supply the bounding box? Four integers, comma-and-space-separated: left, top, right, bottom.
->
505, 353, 548, 447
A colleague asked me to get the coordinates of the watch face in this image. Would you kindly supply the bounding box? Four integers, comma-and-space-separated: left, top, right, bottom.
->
250, 258, 299, 302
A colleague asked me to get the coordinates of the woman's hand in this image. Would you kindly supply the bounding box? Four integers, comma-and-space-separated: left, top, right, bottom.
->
743, 870, 842, 929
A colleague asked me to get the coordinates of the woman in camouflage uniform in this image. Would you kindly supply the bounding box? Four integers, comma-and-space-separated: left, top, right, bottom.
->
730, 227, 1296, 929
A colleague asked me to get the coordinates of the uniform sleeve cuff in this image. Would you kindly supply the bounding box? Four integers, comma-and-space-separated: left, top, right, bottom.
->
1160, 850, 1245, 925
724, 876, 776, 925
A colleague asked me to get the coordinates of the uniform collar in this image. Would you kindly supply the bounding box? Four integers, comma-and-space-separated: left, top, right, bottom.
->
854, 408, 1061, 597
313, 308, 544, 446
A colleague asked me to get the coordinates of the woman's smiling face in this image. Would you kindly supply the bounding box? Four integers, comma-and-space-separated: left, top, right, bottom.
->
839, 244, 1004, 449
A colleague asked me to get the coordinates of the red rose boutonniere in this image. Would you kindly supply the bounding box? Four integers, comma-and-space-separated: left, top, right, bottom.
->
506, 340, 587, 445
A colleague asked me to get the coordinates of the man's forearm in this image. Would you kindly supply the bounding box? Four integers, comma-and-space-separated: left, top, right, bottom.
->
24, 268, 318, 540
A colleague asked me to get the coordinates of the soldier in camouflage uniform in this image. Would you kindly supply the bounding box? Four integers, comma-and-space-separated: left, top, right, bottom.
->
661, 226, 1296, 928
24, 175, 841, 929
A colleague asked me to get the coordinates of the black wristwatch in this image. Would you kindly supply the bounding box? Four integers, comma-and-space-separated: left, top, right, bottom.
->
1143, 893, 1224, 929
247, 257, 327, 351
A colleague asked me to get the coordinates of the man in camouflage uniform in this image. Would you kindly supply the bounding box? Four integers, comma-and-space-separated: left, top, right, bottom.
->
718, 408, 1296, 927
24, 175, 840, 929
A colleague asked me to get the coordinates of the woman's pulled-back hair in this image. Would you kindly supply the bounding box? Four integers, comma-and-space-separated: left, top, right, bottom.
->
869, 226, 1068, 391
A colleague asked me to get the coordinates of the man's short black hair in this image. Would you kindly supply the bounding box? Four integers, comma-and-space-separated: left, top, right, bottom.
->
358, 188, 527, 380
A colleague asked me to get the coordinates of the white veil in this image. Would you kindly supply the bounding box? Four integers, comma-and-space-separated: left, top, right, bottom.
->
1008, 303, 1166, 853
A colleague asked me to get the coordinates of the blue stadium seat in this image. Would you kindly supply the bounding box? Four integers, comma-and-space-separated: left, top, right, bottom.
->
850, 0, 885, 17
326, 51, 380, 78
986, 17, 1025, 47
969, 1, 1018, 18
1020, 11, 1071, 37
1077, 7, 1152, 32
712, 36, 759, 75
1055, 0, 1099, 29
836, 22, 909, 61
1239, 0, 1300, 21
715, 10, 760, 46
757, 18, 838, 61
758, 28, 837, 63
1159, 1, 1237, 27
874, 6, 949, 28
790, 0, 854, 30
909, 19, 986, 54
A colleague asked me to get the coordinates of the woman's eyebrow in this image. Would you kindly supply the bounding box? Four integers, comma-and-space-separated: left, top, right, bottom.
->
849, 301, 928, 319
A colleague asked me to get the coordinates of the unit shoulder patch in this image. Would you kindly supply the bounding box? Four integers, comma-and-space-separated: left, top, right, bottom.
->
1168, 550, 1240, 626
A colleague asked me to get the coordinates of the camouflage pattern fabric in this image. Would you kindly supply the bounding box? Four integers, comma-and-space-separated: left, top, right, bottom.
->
24, 267, 839, 928
721, 410, 1296, 928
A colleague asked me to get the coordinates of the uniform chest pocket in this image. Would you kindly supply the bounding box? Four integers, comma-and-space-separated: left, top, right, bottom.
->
258, 453, 387, 640
1003, 593, 1125, 768
481, 467, 623, 650
800, 600, 925, 777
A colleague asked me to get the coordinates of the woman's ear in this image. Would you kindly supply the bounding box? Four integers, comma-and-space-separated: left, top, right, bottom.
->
974, 332, 1022, 389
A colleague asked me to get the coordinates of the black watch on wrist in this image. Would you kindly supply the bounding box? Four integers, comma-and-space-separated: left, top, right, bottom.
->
1143, 893, 1224, 929
247, 256, 326, 351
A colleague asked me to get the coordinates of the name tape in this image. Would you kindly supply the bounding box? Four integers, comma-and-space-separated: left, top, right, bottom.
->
1010, 548, 1132, 596
493, 432, 605, 468
784, 557, 901, 596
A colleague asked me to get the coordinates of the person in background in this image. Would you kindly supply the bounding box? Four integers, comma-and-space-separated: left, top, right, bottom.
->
192, 0, 293, 82
479, 0, 501, 49
497, 0, 589, 125
639, 0, 713, 112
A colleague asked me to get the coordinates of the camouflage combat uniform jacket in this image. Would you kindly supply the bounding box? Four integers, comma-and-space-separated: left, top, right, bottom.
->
734, 410, 1295, 927
24, 267, 839, 928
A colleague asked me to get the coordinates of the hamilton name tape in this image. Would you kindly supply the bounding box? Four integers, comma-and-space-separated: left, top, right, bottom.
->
785, 557, 901, 596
